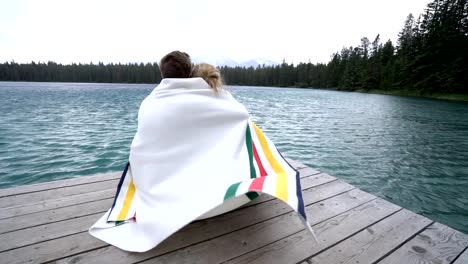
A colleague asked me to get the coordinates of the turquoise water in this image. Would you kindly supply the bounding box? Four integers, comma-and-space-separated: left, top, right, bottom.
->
0, 82, 467, 234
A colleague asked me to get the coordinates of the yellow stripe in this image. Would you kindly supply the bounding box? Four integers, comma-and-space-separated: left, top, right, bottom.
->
117, 179, 136, 220
252, 122, 288, 202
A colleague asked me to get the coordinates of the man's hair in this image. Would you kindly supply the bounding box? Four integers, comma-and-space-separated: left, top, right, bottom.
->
159, 51, 192, 78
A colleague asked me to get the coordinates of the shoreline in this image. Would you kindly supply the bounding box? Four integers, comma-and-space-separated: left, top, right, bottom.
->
355, 89, 468, 102
225, 83, 468, 103
2, 80, 467, 103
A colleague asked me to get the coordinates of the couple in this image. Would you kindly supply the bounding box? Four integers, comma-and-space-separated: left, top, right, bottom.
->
161, 51, 224, 93
89, 51, 314, 252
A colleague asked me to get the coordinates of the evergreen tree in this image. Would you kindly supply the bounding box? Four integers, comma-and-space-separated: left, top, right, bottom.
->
1, 0, 466, 95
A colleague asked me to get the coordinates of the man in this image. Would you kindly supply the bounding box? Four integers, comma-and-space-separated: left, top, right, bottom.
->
159, 51, 192, 78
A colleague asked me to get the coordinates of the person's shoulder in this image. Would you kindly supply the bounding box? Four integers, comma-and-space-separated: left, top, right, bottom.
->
150, 78, 211, 95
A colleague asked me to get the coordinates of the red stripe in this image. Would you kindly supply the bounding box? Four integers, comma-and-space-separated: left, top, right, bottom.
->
252, 143, 268, 177
249, 176, 266, 192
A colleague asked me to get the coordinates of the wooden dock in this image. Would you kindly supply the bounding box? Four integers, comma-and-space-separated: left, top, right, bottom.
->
0, 159, 467, 264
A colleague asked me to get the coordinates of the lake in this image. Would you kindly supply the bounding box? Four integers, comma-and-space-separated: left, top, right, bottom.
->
0, 81, 467, 234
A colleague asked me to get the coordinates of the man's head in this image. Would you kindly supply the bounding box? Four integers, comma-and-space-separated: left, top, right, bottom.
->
159, 51, 192, 78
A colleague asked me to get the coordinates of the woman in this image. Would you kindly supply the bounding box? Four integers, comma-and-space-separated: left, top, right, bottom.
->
191, 63, 223, 94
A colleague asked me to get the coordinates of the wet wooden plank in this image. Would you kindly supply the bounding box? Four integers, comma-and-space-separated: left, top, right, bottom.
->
0, 173, 336, 242
56, 188, 373, 264
301, 173, 337, 190
307, 209, 433, 264
0, 166, 322, 225
297, 167, 321, 178
0, 165, 314, 213
285, 158, 309, 170
0, 179, 119, 209
1, 161, 466, 264
0, 172, 120, 198
0, 188, 115, 220
0, 213, 99, 252
379, 222, 468, 264
224, 199, 402, 264
0, 198, 112, 234
141, 199, 399, 264
3, 180, 355, 263
0, 232, 108, 264
454, 248, 468, 264
304, 188, 376, 226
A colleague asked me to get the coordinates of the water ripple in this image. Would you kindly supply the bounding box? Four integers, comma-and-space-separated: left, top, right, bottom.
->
0, 82, 467, 234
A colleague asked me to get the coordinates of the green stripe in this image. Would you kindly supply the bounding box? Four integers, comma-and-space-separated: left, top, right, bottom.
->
224, 182, 241, 201
246, 124, 256, 179
246, 192, 259, 200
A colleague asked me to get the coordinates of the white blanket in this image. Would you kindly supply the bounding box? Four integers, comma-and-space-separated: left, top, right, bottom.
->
89, 78, 314, 252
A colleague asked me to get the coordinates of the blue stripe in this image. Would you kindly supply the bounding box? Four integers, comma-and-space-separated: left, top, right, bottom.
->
107, 162, 130, 221
276, 147, 307, 220
295, 170, 307, 220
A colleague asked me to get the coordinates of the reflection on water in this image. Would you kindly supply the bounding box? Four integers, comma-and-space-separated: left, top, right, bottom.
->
0, 82, 467, 234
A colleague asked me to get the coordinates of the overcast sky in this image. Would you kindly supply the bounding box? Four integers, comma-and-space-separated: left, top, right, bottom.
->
0, 0, 431, 65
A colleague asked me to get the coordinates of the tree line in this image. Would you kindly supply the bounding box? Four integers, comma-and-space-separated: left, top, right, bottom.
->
220, 0, 467, 94
0, 0, 466, 94
0, 61, 162, 84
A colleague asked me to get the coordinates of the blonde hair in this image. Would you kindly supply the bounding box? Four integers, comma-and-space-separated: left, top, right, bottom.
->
191, 63, 223, 94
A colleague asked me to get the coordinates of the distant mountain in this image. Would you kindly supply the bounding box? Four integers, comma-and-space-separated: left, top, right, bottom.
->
215, 58, 238, 67
238, 59, 279, 68
192, 56, 280, 68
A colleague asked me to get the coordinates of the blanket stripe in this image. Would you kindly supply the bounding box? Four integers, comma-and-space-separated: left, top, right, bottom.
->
108, 120, 308, 226
252, 144, 268, 177
117, 179, 136, 220
107, 162, 129, 221
245, 125, 256, 179
222, 121, 308, 224
108, 163, 137, 222
252, 123, 288, 202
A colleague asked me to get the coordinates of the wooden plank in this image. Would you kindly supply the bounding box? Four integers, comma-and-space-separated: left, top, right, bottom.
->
0, 159, 307, 198
0, 198, 113, 234
298, 167, 321, 178
307, 209, 433, 264
1, 162, 464, 264
285, 158, 309, 170
143, 199, 401, 264
0, 232, 108, 264
301, 180, 354, 207
3, 180, 356, 263
0, 213, 99, 252
110, 188, 372, 264
0, 166, 326, 234
224, 199, 402, 264
0, 166, 322, 223
0, 179, 119, 209
55, 188, 372, 264
301, 173, 337, 190
378, 222, 468, 264
454, 248, 468, 264
0, 164, 313, 211
304, 189, 375, 225
0, 172, 120, 198
0, 188, 115, 220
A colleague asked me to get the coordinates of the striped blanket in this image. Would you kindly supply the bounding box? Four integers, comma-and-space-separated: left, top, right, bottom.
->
89, 78, 315, 252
